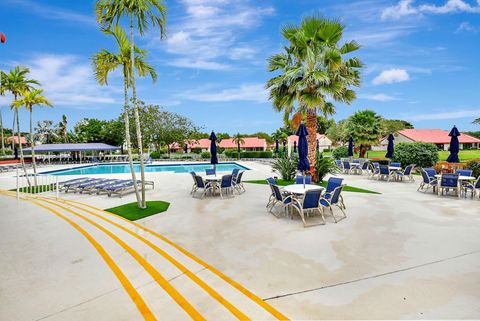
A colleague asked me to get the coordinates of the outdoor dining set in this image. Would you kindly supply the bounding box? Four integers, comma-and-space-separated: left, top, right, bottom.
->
266, 175, 347, 228
335, 159, 416, 182
189, 168, 245, 198
418, 168, 480, 199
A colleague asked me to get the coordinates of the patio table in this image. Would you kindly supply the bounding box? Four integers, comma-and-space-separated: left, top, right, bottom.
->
434, 174, 476, 198
284, 184, 324, 195
204, 174, 223, 196
389, 166, 402, 181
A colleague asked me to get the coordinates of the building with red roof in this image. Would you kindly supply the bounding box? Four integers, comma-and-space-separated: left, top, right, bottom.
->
6, 136, 27, 146
172, 137, 267, 152
375, 129, 480, 151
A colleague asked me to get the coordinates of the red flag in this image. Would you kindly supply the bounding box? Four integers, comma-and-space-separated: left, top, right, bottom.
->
0, 33, 5, 43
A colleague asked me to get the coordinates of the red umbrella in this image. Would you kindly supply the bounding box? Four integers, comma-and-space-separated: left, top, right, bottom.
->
0, 32, 5, 43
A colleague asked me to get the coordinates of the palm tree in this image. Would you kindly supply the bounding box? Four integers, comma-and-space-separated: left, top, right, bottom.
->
92, 24, 157, 207
96, 0, 166, 208
473, 118, 480, 125
0, 75, 5, 156
266, 16, 362, 180
35, 120, 56, 144
2, 66, 40, 184
232, 133, 245, 159
57, 114, 69, 143
13, 89, 52, 185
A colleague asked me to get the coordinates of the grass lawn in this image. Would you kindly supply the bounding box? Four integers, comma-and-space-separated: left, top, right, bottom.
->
324, 150, 480, 162
105, 201, 170, 221
9, 184, 54, 194
245, 179, 380, 194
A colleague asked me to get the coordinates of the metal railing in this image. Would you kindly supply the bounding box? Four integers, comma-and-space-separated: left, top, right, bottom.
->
14, 166, 59, 200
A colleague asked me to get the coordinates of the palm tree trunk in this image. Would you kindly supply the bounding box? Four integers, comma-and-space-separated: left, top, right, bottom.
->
123, 65, 141, 206
15, 106, 30, 186
0, 108, 4, 155
11, 112, 15, 150
130, 14, 146, 209
30, 109, 37, 186
306, 108, 317, 181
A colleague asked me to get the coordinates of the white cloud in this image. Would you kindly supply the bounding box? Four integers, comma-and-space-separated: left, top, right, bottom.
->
182, 83, 268, 103
7, 54, 120, 109
359, 93, 398, 101
382, 0, 480, 20
456, 21, 478, 33
372, 69, 410, 85
406, 109, 480, 121
158, 0, 274, 70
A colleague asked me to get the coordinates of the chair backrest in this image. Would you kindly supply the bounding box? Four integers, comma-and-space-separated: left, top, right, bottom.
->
373, 162, 380, 168
420, 169, 431, 184
424, 168, 436, 177
271, 183, 283, 201
440, 173, 459, 187
221, 174, 233, 188
329, 185, 345, 205
343, 161, 351, 169
361, 161, 369, 170
232, 168, 240, 179
379, 165, 390, 175
235, 171, 244, 183
302, 189, 322, 209
266, 177, 276, 185
326, 177, 343, 193
475, 176, 480, 188
335, 160, 343, 167
390, 162, 401, 167
194, 175, 205, 188
296, 175, 311, 184
206, 168, 216, 175
456, 169, 472, 177
352, 159, 360, 164
404, 164, 415, 175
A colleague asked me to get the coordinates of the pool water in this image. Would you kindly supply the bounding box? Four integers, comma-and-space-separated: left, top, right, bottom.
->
43, 162, 249, 176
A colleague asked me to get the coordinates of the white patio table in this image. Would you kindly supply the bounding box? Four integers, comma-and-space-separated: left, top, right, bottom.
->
204, 174, 223, 196
283, 184, 324, 195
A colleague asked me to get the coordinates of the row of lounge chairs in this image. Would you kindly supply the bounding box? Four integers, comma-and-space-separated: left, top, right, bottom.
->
58, 177, 154, 197
0, 162, 37, 173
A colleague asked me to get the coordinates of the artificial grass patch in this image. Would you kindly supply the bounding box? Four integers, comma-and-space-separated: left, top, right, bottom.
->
244, 179, 380, 194
105, 201, 170, 221
9, 184, 54, 194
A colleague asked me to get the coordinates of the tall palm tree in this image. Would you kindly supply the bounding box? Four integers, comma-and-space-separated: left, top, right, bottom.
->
0, 73, 5, 155
57, 114, 69, 143
266, 16, 362, 180
95, 0, 166, 208
2, 66, 40, 184
92, 24, 157, 207
13, 89, 52, 185
232, 133, 245, 160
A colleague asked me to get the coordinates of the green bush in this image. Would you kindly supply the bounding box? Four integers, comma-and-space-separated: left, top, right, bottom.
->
322, 148, 332, 153
393, 142, 439, 168
332, 146, 349, 159
272, 154, 297, 180
224, 149, 238, 158
191, 147, 202, 154
240, 151, 273, 158
315, 153, 340, 182
465, 159, 480, 177
200, 151, 211, 159
150, 151, 161, 159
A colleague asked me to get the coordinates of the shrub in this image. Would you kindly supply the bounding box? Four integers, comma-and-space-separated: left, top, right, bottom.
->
332, 146, 349, 159
322, 148, 332, 153
200, 151, 211, 159
465, 159, 480, 177
239, 151, 273, 158
315, 153, 340, 182
393, 142, 439, 168
191, 147, 202, 154
149, 151, 161, 159
272, 154, 297, 181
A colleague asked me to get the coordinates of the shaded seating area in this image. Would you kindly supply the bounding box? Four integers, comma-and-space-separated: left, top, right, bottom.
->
23, 143, 122, 164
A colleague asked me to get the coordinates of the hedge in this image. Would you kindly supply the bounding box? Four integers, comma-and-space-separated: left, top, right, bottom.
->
332, 146, 349, 159
392, 142, 439, 168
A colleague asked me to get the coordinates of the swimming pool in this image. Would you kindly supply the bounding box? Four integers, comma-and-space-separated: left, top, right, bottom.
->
43, 162, 249, 176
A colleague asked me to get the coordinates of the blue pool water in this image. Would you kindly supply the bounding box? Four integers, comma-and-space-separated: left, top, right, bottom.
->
43, 162, 249, 176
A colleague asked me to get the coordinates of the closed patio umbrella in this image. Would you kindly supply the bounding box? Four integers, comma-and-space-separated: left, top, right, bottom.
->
446, 126, 460, 163
209, 131, 218, 170
348, 136, 354, 157
385, 134, 394, 158
296, 123, 310, 188
275, 139, 279, 155
283, 140, 286, 152
184, 143, 188, 153
293, 141, 297, 153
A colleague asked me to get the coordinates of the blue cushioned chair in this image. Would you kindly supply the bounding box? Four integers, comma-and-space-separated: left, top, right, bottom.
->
396, 164, 416, 182
324, 177, 345, 209
438, 173, 459, 196
463, 176, 480, 199
343, 161, 352, 174
418, 168, 438, 193
295, 175, 311, 185
319, 185, 346, 223
219, 174, 233, 198
267, 183, 293, 217
192, 175, 212, 198
378, 165, 393, 181
291, 189, 324, 227
456, 169, 473, 177
205, 168, 216, 175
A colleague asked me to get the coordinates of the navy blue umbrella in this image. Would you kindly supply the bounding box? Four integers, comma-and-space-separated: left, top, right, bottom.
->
296, 123, 310, 187
385, 134, 394, 158
446, 126, 460, 163
283, 140, 286, 152
237, 142, 241, 153
348, 137, 354, 157
275, 139, 279, 154
209, 131, 218, 168
293, 141, 297, 153
184, 143, 188, 153
14, 146, 18, 160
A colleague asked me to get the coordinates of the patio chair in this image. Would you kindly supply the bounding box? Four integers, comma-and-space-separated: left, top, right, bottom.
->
232, 168, 240, 181
319, 185, 346, 223
266, 178, 277, 208
266, 177, 276, 185
438, 173, 459, 197
360, 161, 370, 175
267, 183, 293, 218
378, 165, 394, 181
396, 164, 416, 182
335, 160, 343, 171
191, 175, 212, 198
463, 176, 480, 199
390, 162, 401, 168
418, 169, 438, 193
456, 169, 473, 177
205, 168, 216, 175
369, 162, 380, 179
323, 177, 346, 209
219, 174, 233, 198
232, 171, 245, 194
295, 175, 311, 185
342, 161, 352, 174
290, 189, 324, 227
189, 171, 197, 194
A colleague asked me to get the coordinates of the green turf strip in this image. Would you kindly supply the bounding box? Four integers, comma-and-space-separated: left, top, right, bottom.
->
10, 184, 54, 194
244, 179, 380, 194
105, 201, 170, 221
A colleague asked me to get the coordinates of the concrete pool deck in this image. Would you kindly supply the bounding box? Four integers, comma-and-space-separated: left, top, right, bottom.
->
1, 161, 479, 320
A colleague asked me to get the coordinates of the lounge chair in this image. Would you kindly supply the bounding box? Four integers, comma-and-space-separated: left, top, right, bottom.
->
267, 184, 293, 218
290, 189, 324, 227
205, 168, 216, 175
378, 165, 394, 181
191, 175, 212, 198
58, 177, 91, 189
74, 178, 110, 193
396, 164, 416, 182
105, 180, 154, 198
219, 174, 233, 198
232, 171, 245, 194
463, 176, 480, 199
418, 169, 438, 193
295, 175, 311, 185
62, 178, 100, 192
438, 173, 459, 197
89, 179, 127, 194
319, 185, 346, 223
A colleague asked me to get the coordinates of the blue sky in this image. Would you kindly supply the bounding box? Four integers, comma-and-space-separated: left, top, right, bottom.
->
1, 0, 479, 134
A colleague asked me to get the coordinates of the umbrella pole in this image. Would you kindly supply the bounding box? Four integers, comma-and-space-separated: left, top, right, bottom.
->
303, 171, 306, 188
